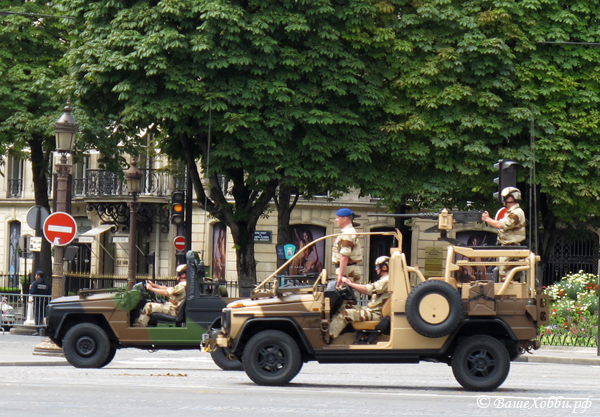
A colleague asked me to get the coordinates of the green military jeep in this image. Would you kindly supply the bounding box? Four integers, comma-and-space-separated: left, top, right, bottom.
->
204, 229, 549, 391
46, 252, 241, 370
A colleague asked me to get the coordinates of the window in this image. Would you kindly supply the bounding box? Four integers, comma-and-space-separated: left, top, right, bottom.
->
7, 155, 23, 198
72, 155, 90, 196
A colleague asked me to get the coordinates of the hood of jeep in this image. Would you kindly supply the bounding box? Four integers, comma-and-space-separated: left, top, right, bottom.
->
227, 293, 313, 308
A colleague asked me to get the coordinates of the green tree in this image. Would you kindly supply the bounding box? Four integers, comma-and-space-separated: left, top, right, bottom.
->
60, 0, 401, 294
359, 0, 600, 273
0, 1, 71, 282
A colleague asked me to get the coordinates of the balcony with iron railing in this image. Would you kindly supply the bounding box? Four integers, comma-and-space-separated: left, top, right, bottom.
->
7, 179, 22, 198
72, 169, 175, 198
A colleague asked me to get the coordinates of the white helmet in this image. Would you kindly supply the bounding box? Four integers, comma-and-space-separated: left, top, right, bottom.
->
375, 256, 390, 267
501, 187, 521, 201
176, 264, 187, 275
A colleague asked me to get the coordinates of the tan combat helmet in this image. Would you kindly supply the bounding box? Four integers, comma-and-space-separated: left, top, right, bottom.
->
374, 256, 390, 267
501, 187, 521, 202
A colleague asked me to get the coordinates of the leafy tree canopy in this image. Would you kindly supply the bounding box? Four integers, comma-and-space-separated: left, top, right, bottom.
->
360, 0, 600, 227
58, 0, 404, 289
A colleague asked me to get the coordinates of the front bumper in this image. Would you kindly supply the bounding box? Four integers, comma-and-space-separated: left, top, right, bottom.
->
201, 329, 230, 352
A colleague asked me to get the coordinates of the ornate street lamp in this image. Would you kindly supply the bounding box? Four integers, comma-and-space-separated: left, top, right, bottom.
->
51, 103, 78, 299
125, 157, 142, 290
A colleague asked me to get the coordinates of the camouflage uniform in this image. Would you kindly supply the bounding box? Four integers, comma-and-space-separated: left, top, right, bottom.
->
497, 203, 526, 280
329, 275, 389, 338
133, 281, 187, 327
332, 224, 363, 283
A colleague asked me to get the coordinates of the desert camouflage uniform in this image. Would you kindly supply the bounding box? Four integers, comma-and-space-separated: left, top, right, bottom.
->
332, 224, 363, 283
329, 275, 389, 338
497, 204, 526, 280
133, 281, 187, 327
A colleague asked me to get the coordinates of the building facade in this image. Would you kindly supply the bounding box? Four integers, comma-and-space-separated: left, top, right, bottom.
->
0, 152, 596, 292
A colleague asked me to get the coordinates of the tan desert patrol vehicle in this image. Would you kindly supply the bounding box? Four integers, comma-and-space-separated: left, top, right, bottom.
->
46, 252, 242, 370
203, 211, 549, 391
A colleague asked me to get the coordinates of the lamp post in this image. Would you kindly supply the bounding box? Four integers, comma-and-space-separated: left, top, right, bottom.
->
125, 157, 142, 290
52, 103, 78, 299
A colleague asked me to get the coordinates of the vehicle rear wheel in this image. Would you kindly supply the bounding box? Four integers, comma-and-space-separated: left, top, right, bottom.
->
242, 330, 302, 386
211, 347, 243, 371
405, 280, 462, 338
452, 335, 510, 391
63, 323, 111, 368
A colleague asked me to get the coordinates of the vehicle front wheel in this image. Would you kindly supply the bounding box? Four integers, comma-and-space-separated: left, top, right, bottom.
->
210, 347, 243, 371
452, 335, 510, 391
63, 323, 112, 368
242, 330, 302, 386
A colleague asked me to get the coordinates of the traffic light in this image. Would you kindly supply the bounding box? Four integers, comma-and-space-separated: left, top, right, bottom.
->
171, 191, 185, 225
493, 159, 520, 202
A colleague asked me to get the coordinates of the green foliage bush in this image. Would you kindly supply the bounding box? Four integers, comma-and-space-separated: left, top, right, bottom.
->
541, 271, 599, 343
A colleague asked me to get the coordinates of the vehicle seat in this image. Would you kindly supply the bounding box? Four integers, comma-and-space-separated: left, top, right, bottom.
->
352, 297, 391, 331
149, 301, 186, 327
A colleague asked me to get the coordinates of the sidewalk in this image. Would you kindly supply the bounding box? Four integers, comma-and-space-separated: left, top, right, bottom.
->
514, 345, 600, 366
0, 333, 599, 366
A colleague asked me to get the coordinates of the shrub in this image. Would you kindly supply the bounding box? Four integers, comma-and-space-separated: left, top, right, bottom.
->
541, 271, 598, 344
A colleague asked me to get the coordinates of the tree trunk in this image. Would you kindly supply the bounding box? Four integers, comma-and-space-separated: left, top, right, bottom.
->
232, 225, 257, 297
29, 137, 53, 286
274, 181, 299, 270
179, 132, 278, 297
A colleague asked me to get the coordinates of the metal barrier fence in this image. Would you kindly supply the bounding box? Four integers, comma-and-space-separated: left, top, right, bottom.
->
1, 293, 51, 329
64, 275, 241, 298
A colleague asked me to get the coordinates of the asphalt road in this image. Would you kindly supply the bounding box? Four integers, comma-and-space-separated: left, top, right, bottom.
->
0, 336, 598, 417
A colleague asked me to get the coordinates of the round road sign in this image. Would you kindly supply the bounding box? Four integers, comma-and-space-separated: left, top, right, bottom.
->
174, 236, 186, 252
43, 212, 77, 246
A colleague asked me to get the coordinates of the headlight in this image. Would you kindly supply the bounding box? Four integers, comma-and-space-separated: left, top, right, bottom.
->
222, 308, 231, 334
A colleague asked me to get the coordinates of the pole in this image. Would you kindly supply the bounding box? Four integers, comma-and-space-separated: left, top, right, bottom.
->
127, 194, 138, 290
185, 171, 192, 252
51, 154, 69, 299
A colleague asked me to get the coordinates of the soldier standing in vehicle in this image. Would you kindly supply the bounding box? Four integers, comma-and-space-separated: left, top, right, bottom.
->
329, 256, 391, 339
481, 187, 526, 280
133, 264, 187, 327
332, 208, 363, 288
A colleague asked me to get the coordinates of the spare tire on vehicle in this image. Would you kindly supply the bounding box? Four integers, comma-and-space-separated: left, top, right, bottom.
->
405, 280, 463, 338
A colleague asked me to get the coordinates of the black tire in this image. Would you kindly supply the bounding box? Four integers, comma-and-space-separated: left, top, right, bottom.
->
242, 330, 302, 386
210, 347, 243, 371
100, 347, 117, 368
452, 335, 510, 391
405, 280, 463, 338
63, 323, 111, 368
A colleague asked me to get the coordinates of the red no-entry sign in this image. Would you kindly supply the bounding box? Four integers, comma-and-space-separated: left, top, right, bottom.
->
174, 236, 186, 252
43, 212, 77, 246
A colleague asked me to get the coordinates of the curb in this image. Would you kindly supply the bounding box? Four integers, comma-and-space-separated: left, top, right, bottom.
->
515, 356, 600, 366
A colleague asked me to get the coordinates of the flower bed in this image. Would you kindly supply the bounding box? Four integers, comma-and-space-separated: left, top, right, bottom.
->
540, 271, 598, 347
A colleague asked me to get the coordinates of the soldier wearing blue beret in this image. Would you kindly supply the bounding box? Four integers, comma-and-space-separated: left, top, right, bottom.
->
332, 208, 363, 288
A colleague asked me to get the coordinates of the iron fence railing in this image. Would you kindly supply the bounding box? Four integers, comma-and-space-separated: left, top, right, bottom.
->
7, 179, 22, 198
64, 275, 241, 298
539, 334, 598, 348
76, 169, 172, 198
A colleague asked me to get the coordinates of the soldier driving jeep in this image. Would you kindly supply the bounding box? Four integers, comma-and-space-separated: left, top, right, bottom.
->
329, 256, 391, 339
133, 264, 187, 327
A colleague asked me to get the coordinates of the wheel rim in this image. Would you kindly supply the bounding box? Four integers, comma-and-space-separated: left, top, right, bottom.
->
257, 344, 286, 374
418, 294, 450, 324
75, 336, 97, 357
466, 348, 496, 379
